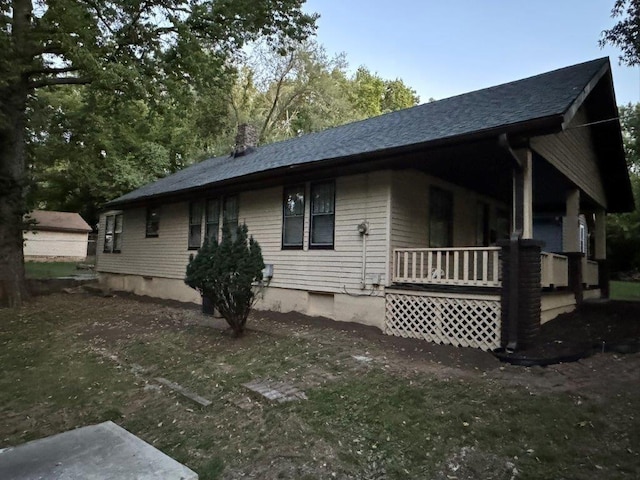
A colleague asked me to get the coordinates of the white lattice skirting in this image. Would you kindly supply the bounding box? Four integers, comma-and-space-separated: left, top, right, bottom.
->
384, 291, 501, 351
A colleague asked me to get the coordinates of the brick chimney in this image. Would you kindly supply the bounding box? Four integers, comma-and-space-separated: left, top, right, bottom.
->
233, 123, 258, 157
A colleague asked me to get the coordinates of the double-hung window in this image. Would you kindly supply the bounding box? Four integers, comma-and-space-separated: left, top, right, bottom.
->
429, 187, 453, 248
206, 198, 220, 243
310, 181, 335, 249
223, 196, 239, 240
188, 202, 203, 249
282, 185, 305, 248
104, 213, 123, 253
146, 207, 160, 237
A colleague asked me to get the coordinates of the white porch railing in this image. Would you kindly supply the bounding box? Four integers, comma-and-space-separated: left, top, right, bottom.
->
584, 259, 599, 287
393, 247, 501, 287
540, 252, 569, 288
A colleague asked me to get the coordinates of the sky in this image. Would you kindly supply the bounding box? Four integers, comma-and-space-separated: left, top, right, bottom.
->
303, 0, 639, 105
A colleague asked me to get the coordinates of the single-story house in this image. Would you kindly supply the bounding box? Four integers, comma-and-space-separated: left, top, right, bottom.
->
24, 210, 93, 262
97, 57, 634, 351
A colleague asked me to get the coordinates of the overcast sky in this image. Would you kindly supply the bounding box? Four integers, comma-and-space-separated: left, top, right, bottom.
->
304, 0, 639, 105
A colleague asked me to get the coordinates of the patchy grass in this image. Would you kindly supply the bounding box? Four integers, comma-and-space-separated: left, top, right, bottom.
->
1, 294, 639, 479
24, 261, 82, 278
611, 280, 640, 301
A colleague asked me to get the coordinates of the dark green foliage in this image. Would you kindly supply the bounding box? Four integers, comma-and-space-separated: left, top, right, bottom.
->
608, 104, 640, 274
601, 1, 640, 66
185, 224, 265, 337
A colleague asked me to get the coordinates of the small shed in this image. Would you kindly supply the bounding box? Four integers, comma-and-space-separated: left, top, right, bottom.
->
24, 210, 92, 262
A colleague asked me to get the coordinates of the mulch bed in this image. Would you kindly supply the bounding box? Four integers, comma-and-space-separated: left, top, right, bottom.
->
496, 300, 640, 366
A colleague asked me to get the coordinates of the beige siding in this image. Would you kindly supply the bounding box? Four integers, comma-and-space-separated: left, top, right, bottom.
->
241, 171, 391, 292
390, 169, 507, 250
24, 230, 88, 259
97, 202, 192, 279
97, 172, 392, 293
531, 107, 607, 207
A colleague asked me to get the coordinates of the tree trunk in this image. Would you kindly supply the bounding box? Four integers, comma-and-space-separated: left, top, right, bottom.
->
0, 0, 32, 307
0, 81, 29, 307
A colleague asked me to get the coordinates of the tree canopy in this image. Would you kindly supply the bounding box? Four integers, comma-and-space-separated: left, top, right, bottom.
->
601, 0, 640, 66
0, 0, 317, 306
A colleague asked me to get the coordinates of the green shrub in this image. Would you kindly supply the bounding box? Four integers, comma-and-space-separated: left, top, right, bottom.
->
185, 223, 265, 337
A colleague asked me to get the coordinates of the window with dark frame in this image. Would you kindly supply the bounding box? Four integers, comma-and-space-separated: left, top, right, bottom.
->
429, 187, 453, 248
476, 202, 490, 246
282, 185, 305, 248
188, 202, 203, 249
113, 214, 123, 252
223, 196, 239, 240
103, 213, 123, 253
206, 198, 220, 243
310, 181, 335, 248
146, 207, 160, 237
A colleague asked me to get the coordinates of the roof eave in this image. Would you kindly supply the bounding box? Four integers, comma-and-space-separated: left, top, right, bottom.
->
104, 114, 565, 211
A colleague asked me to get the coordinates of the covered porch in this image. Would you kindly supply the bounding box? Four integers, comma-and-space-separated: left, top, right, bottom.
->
383, 140, 610, 351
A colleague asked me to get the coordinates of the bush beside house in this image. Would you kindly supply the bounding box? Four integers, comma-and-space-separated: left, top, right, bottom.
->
185, 224, 265, 337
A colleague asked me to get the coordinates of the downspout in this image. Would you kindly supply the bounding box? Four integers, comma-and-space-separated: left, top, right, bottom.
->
499, 134, 524, 351
358, 221, 370, 289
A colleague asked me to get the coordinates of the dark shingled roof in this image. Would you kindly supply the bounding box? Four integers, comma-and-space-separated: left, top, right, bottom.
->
108, 58, 610, 207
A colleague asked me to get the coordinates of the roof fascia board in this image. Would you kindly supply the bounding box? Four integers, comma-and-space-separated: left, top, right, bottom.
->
561, 61, 610, 129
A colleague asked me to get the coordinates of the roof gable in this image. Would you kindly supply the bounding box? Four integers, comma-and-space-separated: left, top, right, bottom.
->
108, 58, 614, 207
26, 210, 92, 233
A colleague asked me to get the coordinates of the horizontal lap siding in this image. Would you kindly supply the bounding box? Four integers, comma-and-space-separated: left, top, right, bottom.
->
98, 172, 392, 292
391, 170, 429, 250
531, 107, 607, 207
97, 202, 192, 279
24, 231, 88, 258
241, 171, 391, 292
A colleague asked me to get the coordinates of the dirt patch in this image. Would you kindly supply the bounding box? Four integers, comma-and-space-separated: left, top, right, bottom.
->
498, 299, 640, 365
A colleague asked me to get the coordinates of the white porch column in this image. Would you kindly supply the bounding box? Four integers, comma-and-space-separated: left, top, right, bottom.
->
511, 148, 533, 239
564, 188, 580, 252
594, 208, 606, 260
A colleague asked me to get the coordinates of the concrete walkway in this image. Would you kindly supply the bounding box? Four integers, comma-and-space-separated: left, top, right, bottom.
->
0, 421, 197, 480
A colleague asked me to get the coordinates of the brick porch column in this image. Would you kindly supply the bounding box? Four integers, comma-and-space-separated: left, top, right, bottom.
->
594, 208, 609, 298
499, 238, 543, 350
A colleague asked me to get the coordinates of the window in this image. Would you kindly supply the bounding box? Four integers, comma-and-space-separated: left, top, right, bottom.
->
496, 208, 510, 242
310, 181, 335, 248
188, 202, 203, 249
223, 196, 239, 240
206, 198, 220, 243
476, 202, 490, 246
146, 207, 160, 237
429, 187, 453, 248
103, 213, 123, 253
282, 185, 305, 248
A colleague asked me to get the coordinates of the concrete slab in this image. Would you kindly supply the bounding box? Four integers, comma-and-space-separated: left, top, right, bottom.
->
0, 421, 198, 480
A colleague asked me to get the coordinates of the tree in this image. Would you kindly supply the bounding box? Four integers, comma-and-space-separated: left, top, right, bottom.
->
607, 103, 640, 274
0, 0, 317, 307
601, 0, 640, 66
185, 224, 265, 337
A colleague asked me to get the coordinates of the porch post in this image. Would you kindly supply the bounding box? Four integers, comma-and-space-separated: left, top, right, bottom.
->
501, 146, 540, 350
511, 148, 533, 239
594, 208, 609, 298
564, 188, 584, 303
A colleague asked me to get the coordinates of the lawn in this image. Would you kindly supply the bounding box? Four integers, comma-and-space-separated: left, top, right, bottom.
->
1, 294, 639, 479
610, 280, 640, 301
24, 261, 83, 279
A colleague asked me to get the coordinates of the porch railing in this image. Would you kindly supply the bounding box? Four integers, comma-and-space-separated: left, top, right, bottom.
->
393, 247, 501, 287
540, 252, 569, 288
584, 259, 599, 287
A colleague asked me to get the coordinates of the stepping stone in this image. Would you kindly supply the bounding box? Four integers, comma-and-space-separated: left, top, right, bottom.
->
242, 379, 307, 402
155, 377, 212, 407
